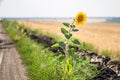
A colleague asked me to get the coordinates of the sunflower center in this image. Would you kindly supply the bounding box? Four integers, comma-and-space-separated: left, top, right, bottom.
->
77, 15, 84, 22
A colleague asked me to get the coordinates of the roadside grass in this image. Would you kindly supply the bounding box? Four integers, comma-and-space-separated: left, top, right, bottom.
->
101, 49, 112, 57
2, 20, 63, 80
117, 53, 120, 63
101, 49, 120, 60
3, 20, 63, 80
2, 20, 99, 80
17, 38, 62, 80
80, 42, 97, 52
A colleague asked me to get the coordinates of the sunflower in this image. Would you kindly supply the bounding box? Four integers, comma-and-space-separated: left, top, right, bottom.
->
75, 12, 87, 26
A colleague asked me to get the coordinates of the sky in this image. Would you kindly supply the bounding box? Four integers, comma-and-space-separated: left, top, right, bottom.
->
0, 0, 120, 17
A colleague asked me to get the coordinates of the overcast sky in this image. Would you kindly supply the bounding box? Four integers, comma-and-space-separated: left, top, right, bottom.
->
0, 0, 120, 17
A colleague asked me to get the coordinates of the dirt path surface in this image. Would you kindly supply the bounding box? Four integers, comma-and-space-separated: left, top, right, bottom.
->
0, 23, 27, 80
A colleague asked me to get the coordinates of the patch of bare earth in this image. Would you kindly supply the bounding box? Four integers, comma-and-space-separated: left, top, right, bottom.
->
0, 23, 27, 80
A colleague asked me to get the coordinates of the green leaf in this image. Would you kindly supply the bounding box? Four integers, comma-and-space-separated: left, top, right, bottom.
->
70, 25, 75, 28
74, 39, 80, 44
63, 23, 70, 27
61, 28, 68, 35
71, 38, 80, 45
72, 29, 79, 32
67, 64, 72, 75
58, 40, 65, 47
66, 58, 73, 75
68, 48, 75, 56
51, 43, 59, 48
65, 34, 72, 39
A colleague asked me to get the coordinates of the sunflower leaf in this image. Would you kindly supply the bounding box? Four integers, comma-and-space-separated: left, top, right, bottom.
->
72, 29, 79, 32
63, 23, 70, 28
65, 34, 72, 39
71, 38, 80, 45
58, 40, 65, 47
61, 28, 68, 35
71, 25, 75, 28
68, 48, 75, 56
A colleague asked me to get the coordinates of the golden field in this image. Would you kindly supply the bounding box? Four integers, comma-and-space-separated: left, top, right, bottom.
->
18, 21, 120, 57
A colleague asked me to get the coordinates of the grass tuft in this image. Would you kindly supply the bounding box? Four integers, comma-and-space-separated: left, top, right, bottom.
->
101, 49, 112, 57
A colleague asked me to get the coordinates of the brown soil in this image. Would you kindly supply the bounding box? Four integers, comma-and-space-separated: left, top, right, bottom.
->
0, 23, 27, 80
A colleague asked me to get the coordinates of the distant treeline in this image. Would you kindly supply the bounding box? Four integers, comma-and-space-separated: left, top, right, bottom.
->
106, 18, 120, 22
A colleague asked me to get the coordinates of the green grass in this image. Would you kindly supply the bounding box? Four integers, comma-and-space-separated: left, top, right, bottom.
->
80, 42, 97, 52
17, 38, 62, 80
2, 20, 99, 80
101, 49, 112, 57
3, 20, 63, 80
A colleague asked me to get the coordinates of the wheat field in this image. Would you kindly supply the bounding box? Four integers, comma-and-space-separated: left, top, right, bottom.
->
18, 21, 120, 58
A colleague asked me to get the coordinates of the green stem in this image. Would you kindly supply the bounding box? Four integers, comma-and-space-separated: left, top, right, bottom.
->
63, 19, 75, 79
68, 27, 72, 36
65, 19, 75, 57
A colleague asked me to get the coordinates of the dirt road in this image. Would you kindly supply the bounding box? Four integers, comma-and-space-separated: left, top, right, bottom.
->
0, 23, 27, 80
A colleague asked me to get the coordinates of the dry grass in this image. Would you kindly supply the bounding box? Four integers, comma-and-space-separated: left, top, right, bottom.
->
18, 20, 120, 58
